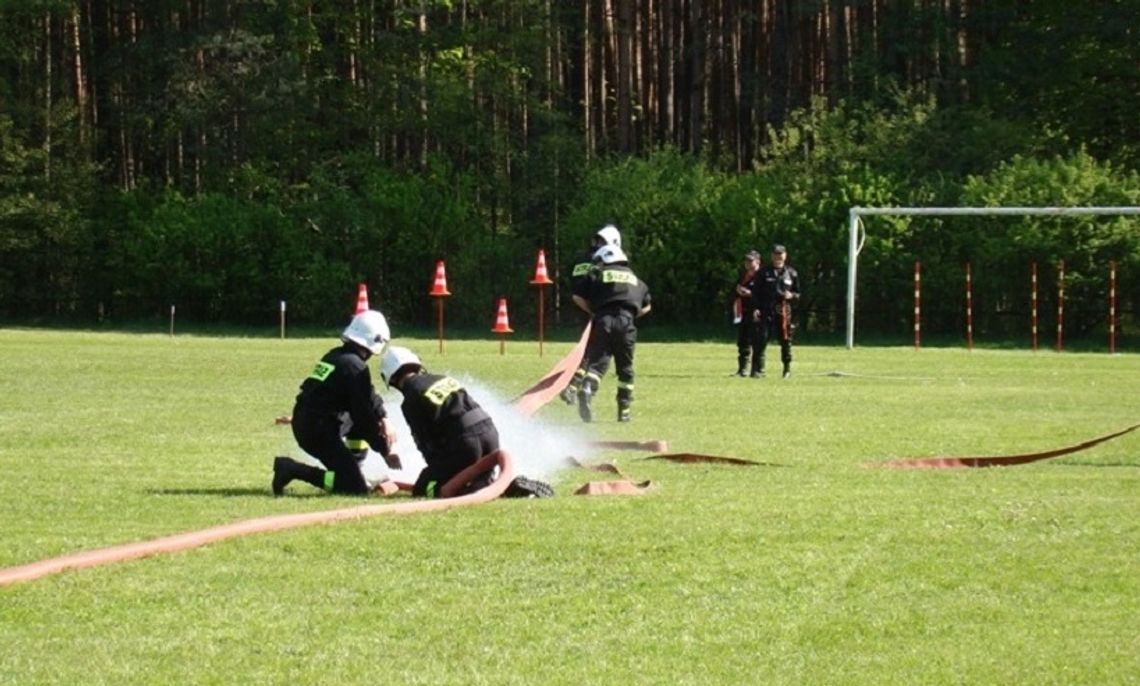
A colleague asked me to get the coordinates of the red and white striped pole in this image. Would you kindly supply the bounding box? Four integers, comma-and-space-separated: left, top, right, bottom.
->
1109, 260, 1117, 354
1056, 259, 1065, 352
1031, 262, 1039, 352
914, 260, 922, 350
965, 261, 974, 351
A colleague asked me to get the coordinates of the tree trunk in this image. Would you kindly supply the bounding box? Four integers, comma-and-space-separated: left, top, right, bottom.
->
688, 0, 705, 154
616, 0, 633, 152
826, 0, 847, 101
583, 0, 594, 156
738, 0, 756, 167
768, 0, 789, 128
69, 7, 89, 151
44, 11, 53, 182
656, 0, 673, 145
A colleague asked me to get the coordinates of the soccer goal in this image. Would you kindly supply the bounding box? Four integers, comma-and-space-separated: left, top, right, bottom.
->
845, 206, 1140, 348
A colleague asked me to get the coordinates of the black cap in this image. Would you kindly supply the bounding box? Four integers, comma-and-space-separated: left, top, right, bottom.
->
772, 244, 787, 254
745, 250, 761, 260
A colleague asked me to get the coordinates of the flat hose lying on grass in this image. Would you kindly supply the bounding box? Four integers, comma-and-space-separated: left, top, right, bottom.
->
878, 423, 1139, 469
0, 450, 515, 587
642, 453, 784, 467
574, 480, 655, 495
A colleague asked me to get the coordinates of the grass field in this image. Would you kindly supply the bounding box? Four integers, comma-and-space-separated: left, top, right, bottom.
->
1, 327, 1137, 685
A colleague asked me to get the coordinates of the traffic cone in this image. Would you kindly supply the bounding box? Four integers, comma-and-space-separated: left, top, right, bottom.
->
530, 249, 554, 285
354, 283, 369, 314
491, 298, 514, 333
429, 260, 451, 297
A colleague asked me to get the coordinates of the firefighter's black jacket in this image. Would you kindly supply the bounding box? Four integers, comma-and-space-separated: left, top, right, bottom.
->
293, 343, 388, 454
397, 372, 490, 459
751, 264, 800, 315
576, 262, 652, 315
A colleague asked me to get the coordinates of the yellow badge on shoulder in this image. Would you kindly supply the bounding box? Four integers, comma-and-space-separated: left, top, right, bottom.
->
424, 377, 463, 405
309, 361, 335, 382
602, 270, 638, 285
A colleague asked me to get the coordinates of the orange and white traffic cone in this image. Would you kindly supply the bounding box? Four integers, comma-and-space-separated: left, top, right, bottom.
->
492, 298, 514, 333
529, 249, 554, 285
429, 261, 451, 297
492, 297, 513, 355
354, 283, 369, 314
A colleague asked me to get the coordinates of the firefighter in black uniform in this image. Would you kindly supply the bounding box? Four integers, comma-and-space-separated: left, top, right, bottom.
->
381, 346, 553, 498
560, 224, 623, 405
272, 309, 399, 496
750, 244, 801, 378
572, 243, 652, 423
732, 249, 763, 377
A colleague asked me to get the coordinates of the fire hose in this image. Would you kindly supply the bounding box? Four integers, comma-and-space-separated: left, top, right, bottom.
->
878, 423, 1139, 469
0, 450, 514, 587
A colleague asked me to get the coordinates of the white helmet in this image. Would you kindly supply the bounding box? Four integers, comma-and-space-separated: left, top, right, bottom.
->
595, 224, 622, 249
593, 244, 629, 265
380, 346, 422, 387
341, 310, 390, 355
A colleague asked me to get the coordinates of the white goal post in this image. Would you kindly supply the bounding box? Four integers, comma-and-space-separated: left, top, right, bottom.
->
845, 206, 1140, 348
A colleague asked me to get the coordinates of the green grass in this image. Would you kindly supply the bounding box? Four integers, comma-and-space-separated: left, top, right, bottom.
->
1, 328, 1138, 685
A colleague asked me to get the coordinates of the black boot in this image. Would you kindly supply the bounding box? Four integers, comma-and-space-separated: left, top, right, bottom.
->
561, 369, 586, 405
736, 355, 748, 377
559, 384, 577, 404
272, 457, 325, 496
272, 456, 295, 496
503, 476, 555, 498
578, 383, 593, 423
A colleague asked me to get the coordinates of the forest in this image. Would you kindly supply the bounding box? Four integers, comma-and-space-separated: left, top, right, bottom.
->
1, 0, 1137, 342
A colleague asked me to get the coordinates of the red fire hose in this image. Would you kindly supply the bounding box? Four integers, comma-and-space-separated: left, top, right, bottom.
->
0, 450, 514, 587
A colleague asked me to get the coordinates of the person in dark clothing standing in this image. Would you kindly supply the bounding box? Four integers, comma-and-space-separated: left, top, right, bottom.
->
572, 244, 652, 423
751, 244, 801, 378
381, 346, 553, 498
560, 224, 623, 405
732, 250, 763, 377
272, 309, 400, 496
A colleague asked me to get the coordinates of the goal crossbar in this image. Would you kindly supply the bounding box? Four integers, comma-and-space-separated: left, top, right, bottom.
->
846, 206, 1140, 348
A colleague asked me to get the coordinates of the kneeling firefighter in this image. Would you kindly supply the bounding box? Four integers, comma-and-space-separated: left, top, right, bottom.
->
272, 310, 400, 496
381, 346, 553, 498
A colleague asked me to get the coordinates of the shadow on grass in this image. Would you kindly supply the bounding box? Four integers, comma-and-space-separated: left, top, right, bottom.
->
148, 487, 299, 498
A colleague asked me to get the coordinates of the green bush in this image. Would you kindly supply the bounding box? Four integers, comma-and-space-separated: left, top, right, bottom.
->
4, 94, 1136, 345
956, 152, 1140, 339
